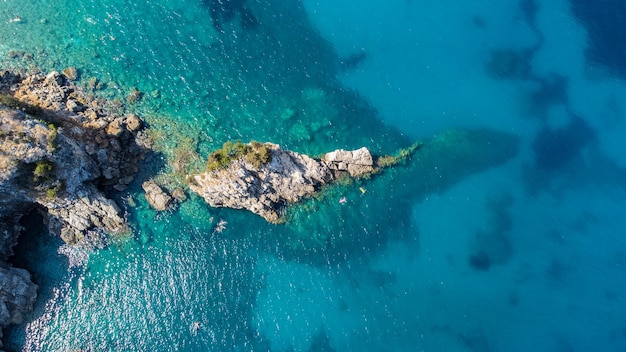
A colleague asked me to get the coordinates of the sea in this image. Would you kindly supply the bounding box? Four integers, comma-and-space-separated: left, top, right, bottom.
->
1, 0, 626, 351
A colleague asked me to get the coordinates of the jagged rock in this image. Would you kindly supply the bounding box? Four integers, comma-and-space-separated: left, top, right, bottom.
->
48, 190, 126, 245
125, 113, 142, 132
171, 188, 187, 202
142, 180, 173, 211
323, 146, 374, 177
0, 105, 129, 246
106, 118, 124, 137
189, 143, 374, 223
0, 69, 151, 342
62, 67, 78, 81
65, 99, 79, 112
0, 266, 37, 325
0, 263, 37, 347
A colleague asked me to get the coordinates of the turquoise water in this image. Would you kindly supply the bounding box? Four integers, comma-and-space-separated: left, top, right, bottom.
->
2, 0, 626, 351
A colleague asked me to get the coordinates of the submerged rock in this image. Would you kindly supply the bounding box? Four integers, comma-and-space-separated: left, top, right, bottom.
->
61, 67, 78, 81
189, 142, 376, 223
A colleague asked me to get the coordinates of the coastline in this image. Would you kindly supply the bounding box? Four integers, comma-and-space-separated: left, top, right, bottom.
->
0, 68, 151, 345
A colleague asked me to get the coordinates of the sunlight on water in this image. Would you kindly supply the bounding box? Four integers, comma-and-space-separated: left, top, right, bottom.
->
2, 0, 626, 351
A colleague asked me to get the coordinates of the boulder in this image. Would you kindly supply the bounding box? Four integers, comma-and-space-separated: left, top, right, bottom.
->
142, 180, 173, 211
106, 118, 124, 137
124, 113, 142, 132
323, 146, 374, 177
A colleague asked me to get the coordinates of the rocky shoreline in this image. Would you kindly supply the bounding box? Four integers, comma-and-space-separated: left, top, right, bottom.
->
0, 69, 150, 346
0, 68, 417, 346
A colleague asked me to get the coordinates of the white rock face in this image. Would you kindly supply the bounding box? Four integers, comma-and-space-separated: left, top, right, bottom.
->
323, 146, 374, 177
189, 143, 374, 223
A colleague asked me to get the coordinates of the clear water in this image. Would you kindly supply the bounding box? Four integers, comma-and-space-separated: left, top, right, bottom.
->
2, 0, 626, 351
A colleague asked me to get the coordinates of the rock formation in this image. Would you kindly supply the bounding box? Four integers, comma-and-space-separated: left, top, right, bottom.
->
0, 69, 151, 343
0, 70, 149, 245
0, 266, 37, 343
142, 180, 174, 211
189, 142, 376, 223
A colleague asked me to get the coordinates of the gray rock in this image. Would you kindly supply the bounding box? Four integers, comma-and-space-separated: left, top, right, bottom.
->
189, 143, 374, 223
323, 146, 374, 177
0, 69, 151, 345
0, 265, 37, 326
142, 180, 173, 211
66, 99, 79, 112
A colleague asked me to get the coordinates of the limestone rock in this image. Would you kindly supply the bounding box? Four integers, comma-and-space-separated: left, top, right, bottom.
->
106, 118, 124, 137
189, 143, 374, 223
62, 67, 78, 81
125, 113, 142, 132
142, 180, 173, 211
323, 147, 374, 177
0, 266, 37, 325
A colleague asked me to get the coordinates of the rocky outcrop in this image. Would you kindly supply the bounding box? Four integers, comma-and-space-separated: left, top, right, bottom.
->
0, 69, 151, 342
323, 147, 375, 177
0, 265, 37, 341
0, 70, 149, 246
6, 70, 149, 193
0, 106, 129, 246
189, 143, 375, 223
142, 180, 173, 211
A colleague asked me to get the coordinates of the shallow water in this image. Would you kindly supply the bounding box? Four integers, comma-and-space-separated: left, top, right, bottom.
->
2, 0, 626, 351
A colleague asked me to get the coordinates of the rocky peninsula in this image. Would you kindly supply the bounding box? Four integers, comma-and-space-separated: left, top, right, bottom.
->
188, 141, 409, 223
0, 69, 150, 345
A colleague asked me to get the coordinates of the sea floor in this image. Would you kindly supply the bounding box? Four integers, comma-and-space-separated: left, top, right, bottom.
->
1, 0, 626, 351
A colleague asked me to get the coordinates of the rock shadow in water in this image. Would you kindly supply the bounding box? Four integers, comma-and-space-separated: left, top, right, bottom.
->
4, 207, 69, 349
468, 195, 514, 272
308, 328, 335, 352
202, 0, 258, 32
524, 111, 626, 195
338, 50, 368, 73
266, 128, 520, 266
570, 0, 626, 79
533, 115, 595, 171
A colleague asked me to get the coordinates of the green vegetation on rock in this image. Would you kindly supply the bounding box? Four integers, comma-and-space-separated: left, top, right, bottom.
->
0, 93, 43, 117
46, 123, 58, 151
33, 159, 55, 182
207, 141, 272, 171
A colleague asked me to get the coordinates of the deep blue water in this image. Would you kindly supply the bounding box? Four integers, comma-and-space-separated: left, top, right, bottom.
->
1, 0, 626, 351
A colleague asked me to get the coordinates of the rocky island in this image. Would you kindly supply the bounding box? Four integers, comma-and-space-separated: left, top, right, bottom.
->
0, 69, 150, 345
188, 141, 414, 223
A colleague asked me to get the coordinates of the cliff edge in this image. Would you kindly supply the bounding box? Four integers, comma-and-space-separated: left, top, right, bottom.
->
0, 69, 150, 345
